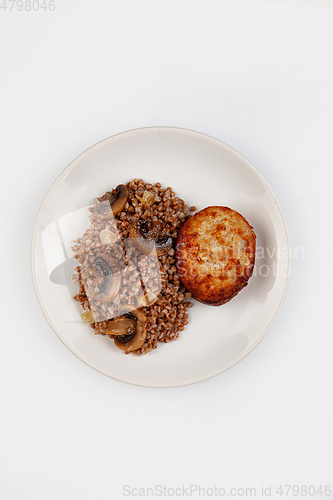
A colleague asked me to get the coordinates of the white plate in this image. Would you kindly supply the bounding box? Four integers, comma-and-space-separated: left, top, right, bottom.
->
31, 127, 290, 387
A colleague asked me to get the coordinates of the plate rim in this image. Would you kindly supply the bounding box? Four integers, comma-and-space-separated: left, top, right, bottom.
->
31, 126, 291, 388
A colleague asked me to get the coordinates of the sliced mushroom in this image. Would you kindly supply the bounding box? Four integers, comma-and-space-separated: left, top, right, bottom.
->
106, 314, 136, 341
129, 219, 172, 256
93, 253, 121, 302
95, 184, 128, 215
111, 305, 147, 353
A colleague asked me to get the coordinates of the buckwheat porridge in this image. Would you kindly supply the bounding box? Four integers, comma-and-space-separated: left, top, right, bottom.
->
72, 179, 195, 355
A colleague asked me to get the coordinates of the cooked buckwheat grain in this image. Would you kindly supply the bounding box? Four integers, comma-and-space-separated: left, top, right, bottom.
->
72, 179, 194, 355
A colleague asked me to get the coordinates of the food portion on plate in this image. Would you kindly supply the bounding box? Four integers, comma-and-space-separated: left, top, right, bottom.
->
72, 179, 256, 355
72, 179, 195, 355
176, 206, 256, 306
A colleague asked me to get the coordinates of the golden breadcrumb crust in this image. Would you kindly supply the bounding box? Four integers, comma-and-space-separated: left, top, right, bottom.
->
176, 206, 256, 306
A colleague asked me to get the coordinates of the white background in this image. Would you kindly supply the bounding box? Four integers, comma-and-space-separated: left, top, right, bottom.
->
1, 0, 332, 499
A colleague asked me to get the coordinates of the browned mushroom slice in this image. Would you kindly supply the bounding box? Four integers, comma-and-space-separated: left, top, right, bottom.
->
95, 184, 128, 215
129, 219, 172, 256
106, 315, 136, 340
112, 305, 147, 353
93, 254, 121, 302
